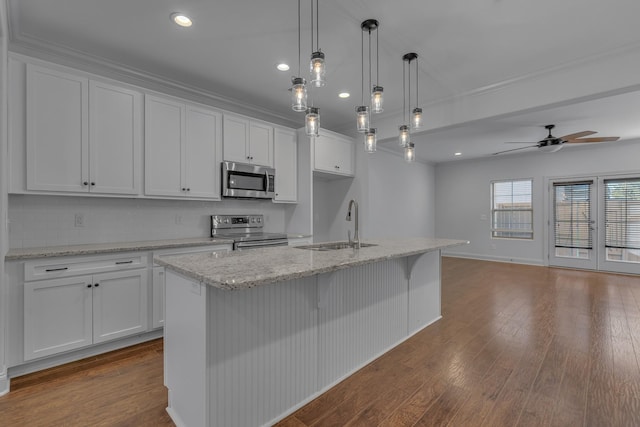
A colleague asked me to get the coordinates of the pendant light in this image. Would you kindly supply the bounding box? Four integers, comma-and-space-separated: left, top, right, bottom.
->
411, 55, 422, 129
291, 0, 307, 112
305, 107, 320, 136
309, 0, 326, 87
404, 142, 415, 162
369, 19, 383, 113
365, 128, 377, 153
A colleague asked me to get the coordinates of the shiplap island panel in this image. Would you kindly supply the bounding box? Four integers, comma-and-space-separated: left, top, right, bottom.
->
156, 238, 467, 427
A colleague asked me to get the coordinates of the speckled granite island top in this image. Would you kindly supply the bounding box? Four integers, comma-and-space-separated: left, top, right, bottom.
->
155, 237, 468, 290
5, 237, 234, 260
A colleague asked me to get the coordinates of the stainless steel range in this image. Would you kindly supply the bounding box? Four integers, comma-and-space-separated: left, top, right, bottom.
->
211, 214, 288, 250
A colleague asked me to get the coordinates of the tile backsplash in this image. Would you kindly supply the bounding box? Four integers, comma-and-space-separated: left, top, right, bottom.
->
8, 195, 287, 249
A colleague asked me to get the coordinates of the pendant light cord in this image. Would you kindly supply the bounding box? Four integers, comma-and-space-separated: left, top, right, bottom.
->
297, 0, 301, 76
361, 29, 364, 105
310, 0, 314, 53
403, 59, 406, 123
375, 28, 379, 86
316, 0, 319, 50
415, 57, 419, 109
368, 30, 372, 96
408, 59, 411, 121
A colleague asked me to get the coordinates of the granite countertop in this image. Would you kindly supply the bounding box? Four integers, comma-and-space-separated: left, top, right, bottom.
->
5, 237, 235, 260
155, 237, 468, 291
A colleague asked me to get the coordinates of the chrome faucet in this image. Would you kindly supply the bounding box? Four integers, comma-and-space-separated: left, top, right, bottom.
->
346, 199, 360, 249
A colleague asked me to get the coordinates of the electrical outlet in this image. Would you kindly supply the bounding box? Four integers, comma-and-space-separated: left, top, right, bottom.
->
74, 213, 85, 227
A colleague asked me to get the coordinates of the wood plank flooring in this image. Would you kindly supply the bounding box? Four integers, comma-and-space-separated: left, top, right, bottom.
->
2, 257, 640, 426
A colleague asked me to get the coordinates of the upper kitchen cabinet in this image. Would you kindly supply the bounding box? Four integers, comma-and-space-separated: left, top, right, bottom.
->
273, 127, 297, 203
25, 63, 142, 195
223, 113, 274, 167
312, 130, 355, 177
145, 94, 223, 200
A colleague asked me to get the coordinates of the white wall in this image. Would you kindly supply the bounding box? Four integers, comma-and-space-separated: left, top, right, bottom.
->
8, 195, 288, 248
435, 139, 640, 264
313, 147, 435, 243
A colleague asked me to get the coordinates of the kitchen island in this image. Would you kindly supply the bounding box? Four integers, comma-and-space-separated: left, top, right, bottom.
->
155, 237, 467, 427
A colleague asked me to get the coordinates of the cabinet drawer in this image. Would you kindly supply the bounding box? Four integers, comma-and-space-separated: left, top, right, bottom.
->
24, 253, 148, 282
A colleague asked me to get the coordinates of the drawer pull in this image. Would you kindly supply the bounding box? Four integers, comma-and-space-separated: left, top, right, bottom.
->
115, 260, 134, 265
45, 267, 69, 272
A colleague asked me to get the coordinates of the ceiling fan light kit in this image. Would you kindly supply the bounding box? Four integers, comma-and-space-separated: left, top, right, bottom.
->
493, 124, 620, 155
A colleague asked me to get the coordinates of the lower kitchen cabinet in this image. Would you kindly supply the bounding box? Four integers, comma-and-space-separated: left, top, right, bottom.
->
23, 268, 148, 361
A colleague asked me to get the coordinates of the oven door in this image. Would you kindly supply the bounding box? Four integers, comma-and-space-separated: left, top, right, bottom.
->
234, 239, 289, 251
222, 161, 275, 199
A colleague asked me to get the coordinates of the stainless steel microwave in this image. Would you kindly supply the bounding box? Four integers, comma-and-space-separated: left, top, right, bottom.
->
221, 161, 275, 199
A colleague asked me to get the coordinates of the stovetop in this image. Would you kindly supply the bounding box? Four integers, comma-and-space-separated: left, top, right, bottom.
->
211, 231, 288, 242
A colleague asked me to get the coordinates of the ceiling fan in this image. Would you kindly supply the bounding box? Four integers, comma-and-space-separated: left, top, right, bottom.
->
493, 124, 620, 155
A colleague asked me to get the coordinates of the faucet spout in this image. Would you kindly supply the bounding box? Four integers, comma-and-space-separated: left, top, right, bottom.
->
346, 199, 360, 249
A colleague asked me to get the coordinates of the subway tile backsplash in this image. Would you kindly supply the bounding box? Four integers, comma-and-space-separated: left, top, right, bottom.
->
8, 195, 287, 249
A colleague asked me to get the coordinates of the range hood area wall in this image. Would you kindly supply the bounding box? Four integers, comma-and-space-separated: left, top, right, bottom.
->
7, 195, 288, 249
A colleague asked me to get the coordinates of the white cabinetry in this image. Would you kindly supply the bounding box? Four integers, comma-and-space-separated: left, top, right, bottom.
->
26, 63, 141, 194
273, 127, 297, 203
312, 131, 355, 177
223, 114, 274, 167
145, 95, 223, 199
23, 254, 148, 361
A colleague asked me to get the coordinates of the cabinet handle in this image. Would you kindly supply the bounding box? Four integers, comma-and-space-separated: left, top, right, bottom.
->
45, 267, 68, 272
246, 156, 251, 160
91, 182, 95, 186
186, 188, 190, 192
115, 260, 133, 265
181, 188, 186, 191
94, 283, 100, 287
87, 284, 92, 288
334, 165, 340, 169
83, 181, 89, 186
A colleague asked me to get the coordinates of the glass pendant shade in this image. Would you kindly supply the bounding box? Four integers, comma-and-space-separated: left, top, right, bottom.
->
399, 125, 410, 146
310, 51, 326, 87
291, 77, 307, 112
404, 142, 415, 162
371, 86, 384, 113
356, 106, 370, 133
412, 107, 423, 129
365, 128, 377, 153
305, 107, 320, 136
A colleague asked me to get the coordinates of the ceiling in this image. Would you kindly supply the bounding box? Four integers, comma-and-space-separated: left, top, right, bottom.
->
7, 0, 640, 163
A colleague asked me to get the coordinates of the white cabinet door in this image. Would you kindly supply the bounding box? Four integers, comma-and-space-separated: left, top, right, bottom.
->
185, 105, 222, 199
89, 81, 142, 195
26, 64, 89, 192
152, 266, 165, 329
249, 121, 274, 167
145, 95, 184, 197
24, 275, 93, 361
223, 114, 250, 164
273, 127, 297, 203
93, 269, 148, 344
313, 133, 355, 176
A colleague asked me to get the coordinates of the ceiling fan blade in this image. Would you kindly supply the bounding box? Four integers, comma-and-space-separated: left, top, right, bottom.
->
492, 145, 538, 155
560, 131, 596, 140
565, 137, 620, 143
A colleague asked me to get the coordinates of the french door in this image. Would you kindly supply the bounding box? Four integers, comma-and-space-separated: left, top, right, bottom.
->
548, 175, 640, 274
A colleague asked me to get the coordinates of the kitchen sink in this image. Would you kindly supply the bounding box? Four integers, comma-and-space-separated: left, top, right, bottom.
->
295, 241, 377, 251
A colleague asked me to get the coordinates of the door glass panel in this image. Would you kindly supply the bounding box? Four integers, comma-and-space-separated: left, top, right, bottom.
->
553, 182, 593, 259
604, 178, 640, 264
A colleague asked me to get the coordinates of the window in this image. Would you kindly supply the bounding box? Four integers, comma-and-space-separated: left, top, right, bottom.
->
605, 178, 640, 263
491, 179, 533, 239
553, 181, 593, 259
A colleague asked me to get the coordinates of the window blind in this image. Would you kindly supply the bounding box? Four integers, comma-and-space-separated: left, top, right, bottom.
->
491, 179, 533, 239
605, 178, 640, 250
553, 181, 592, 249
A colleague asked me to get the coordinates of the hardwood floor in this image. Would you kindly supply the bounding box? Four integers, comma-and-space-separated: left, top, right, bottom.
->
2, 257, 640, 426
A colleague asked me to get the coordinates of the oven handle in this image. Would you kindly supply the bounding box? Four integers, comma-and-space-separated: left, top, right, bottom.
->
265, 171, 271, 194
235, 239, 289, 250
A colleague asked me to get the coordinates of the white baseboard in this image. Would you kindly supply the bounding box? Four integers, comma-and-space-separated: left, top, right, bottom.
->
442, 250, 545, 266
0, 371, 9, 397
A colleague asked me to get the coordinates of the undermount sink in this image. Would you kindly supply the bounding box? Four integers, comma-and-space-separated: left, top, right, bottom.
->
295, 241, 377, 251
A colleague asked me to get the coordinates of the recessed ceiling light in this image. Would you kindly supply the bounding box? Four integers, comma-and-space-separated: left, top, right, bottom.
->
276, 63, 290, 71
454, 152, 462, 156
338, 92, 350, 99
171, 13, 193, 27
